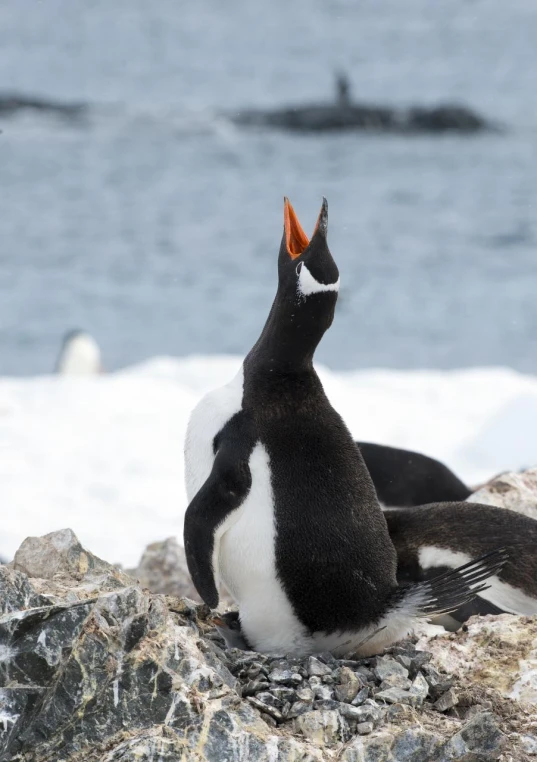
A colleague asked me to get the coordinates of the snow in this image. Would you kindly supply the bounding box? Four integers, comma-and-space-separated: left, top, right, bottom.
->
1, 355, 536, 568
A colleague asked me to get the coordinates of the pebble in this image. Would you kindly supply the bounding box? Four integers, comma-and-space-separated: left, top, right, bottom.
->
270, 687, 296, 703
268, 669, 303, 686
351, 686, 370, 706
296, 686, 314, 702
434, 688, 459, 713
375, 687, 422, 707
334, 666, 362, 703
242, 679, 270, 697
374, 657, 409, 682
307, 656, 332, 677
248, 696, 284, 722
315, 685, 335, 702
356, 721, 374, 735
286, 700, 312, 719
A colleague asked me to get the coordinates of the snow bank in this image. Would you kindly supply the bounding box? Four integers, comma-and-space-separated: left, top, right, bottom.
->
1, 356, 536, 567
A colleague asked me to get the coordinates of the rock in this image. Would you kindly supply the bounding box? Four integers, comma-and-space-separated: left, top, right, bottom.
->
293, 709, 347, 745
2, 529, 534, 762
469, 468, 537, 521
416, 614, 537, 705
435, 688, 460, 712
11, 527, 133, 599
375, 686, 423, 707
0, 566, 50, 614
130, 536, 200, 599
351, 686, 370, 705
267, 669, 302, 686
440, 712, 505, 761
334, 666, 362, 703
374, 656, 409, 682
410, 673, 429, 702
307, 656, 332, 677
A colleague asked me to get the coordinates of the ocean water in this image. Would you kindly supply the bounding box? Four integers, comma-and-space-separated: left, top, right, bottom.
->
0, 0, 536, 375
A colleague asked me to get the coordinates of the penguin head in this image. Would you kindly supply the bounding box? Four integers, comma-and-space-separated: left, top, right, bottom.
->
246, 198, 340, 371
278, 197, 340, 316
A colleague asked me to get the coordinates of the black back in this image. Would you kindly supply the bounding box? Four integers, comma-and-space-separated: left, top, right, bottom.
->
357, 442, 471, 506
386, 502, 537, 600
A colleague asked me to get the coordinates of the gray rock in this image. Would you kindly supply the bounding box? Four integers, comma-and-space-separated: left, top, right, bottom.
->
269, 686, 296, 703
241, 679, 270, 696
286, 700, 312, 719
307, 656, 332, 677
339, 701, 382, 724
410, 673, 429, 702
293, 709, 347, 745
351, 686, 370, 705
434, 687, 460, 712
439, 712, 505, 761
425, 665, 454, 698
267, 669, 302, 686
356, 721, 374, 735
295, 686, 314, 702
130, 536, 200, 600
334, 666, 362, 703
378, 674, 412, 691
247, 695, 284, 722
0, 566, 50, 614
375, 686, 423, 707
374, 656, 409, 682
314, 684, 335, 701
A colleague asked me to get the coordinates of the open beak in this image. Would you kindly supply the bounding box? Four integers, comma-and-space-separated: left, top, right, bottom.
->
284, 197, 328, 259
209, 615, 226, 628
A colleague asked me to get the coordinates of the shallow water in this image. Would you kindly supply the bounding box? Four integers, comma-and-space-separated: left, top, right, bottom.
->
0, 0, 536, 375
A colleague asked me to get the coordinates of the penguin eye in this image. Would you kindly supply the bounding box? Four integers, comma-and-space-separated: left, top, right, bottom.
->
296, 262, 303, 276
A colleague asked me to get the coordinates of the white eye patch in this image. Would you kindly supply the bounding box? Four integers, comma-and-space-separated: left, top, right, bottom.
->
296, 263, 340, 298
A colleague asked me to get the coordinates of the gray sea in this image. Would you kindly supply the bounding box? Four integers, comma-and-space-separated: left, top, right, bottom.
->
1, 0, 536, 376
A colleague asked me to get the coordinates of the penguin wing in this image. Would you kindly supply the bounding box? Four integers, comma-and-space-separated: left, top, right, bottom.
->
183, 414, 255, 609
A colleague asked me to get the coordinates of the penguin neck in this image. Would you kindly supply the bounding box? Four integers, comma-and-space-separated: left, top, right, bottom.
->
246, 290, 334, 375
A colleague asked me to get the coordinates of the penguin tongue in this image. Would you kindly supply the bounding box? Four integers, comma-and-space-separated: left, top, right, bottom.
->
284, 197, 309, 259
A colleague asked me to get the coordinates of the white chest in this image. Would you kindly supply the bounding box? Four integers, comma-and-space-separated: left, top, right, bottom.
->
218, 442, 308, 653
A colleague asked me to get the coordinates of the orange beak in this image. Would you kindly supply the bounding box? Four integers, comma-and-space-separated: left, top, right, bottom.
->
209, 615, 226, 627
284, 198, 310, 260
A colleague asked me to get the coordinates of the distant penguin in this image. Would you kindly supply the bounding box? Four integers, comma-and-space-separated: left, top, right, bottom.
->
183, 197, 505, 657
385, 502, 537, 626
336, 73, 351, 107
55, 330, 102, 375
357, 442, 471, 507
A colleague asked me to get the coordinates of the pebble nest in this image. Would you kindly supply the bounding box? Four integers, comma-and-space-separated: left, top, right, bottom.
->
195, 609, 461, 737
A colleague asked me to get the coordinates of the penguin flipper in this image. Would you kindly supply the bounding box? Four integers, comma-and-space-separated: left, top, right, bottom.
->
394, 548, 509, 619
184, 415, 255, 609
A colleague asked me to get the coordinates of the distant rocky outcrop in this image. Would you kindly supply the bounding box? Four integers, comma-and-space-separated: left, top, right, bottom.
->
231, 75, 495, 135
0, 94, 87, 121
1, 526, 535, 762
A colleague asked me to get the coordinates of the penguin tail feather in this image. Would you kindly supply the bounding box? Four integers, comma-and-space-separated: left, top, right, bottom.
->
395, 547, 509, 619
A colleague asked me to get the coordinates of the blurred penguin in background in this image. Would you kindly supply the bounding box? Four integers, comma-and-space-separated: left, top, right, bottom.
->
55, 330, 103, 375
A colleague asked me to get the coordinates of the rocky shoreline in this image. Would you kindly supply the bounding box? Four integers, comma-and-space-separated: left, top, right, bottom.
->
1, 521, 536, 762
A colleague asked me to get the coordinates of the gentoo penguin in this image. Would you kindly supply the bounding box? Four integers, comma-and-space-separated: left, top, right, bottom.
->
356, 442, 471, 507
55, 330, 102, 375
183, 198, 505, 657
385, 502, 537, 626
211, 611, 253, 651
